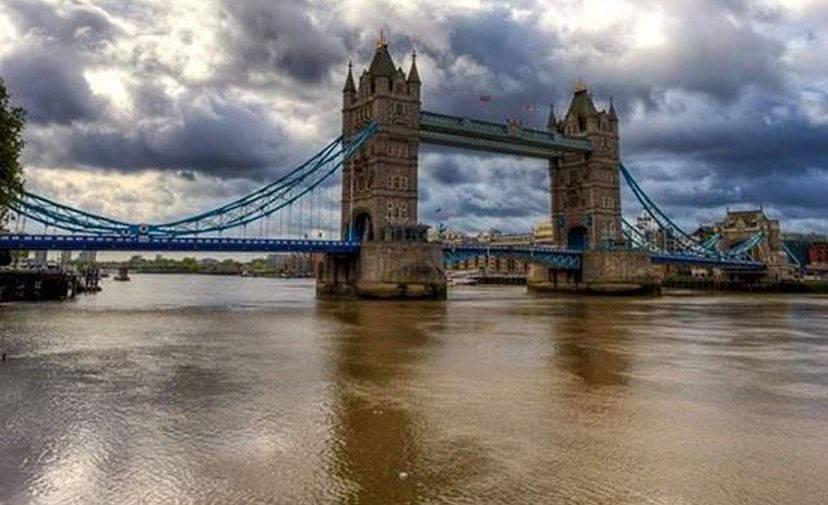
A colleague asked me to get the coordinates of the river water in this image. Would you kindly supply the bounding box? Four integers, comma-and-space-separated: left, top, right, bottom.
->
1, 274, 827, 504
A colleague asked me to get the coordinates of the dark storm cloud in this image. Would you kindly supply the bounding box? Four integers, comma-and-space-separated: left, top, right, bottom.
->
55, 91, 294, 178
0, 0, 116, 124
218, 0, 345, 85
131, 82, 175, 118
427, 156, 480, 185
590, 4, 786, 106
0, 45, 103, 125
419, 151, 550, 229
0, 0, 825, 233
435, 0, 786, 120
448, 8, 552, 75
624, 93, 828, 179
424, 8, 561, 124
656, 169, 828, 211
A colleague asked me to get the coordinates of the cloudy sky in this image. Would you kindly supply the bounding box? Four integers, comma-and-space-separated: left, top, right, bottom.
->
1, 0, 827, 236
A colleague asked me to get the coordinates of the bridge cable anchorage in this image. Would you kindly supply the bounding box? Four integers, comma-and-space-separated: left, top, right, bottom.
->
14, 122, 377, 240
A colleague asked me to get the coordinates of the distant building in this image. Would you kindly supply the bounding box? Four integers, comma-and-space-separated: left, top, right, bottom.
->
78, 251, 98, 264
691, 225, 716, 242
33, 250, 48, 267
427, 228, 470, 245
808, 242, 828, 273
715, 208, 782, 264
264, 253, 319, 276
636, 210, 658, 239
486, 231, 533, 246
446, 229, 534, 276
533, 220, 556, 245
60, 251, 72, 269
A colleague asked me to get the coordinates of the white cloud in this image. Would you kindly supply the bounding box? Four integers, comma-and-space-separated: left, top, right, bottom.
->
0, 12, 18, 57
84, 68, 131, 113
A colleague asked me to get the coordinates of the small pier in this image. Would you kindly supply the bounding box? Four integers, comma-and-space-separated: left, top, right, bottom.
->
0, 269, 101, 302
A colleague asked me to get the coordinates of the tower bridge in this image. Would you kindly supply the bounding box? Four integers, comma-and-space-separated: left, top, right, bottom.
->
1, 34, 778, 299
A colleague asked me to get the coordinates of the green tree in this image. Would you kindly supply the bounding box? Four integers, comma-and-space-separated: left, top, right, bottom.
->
0, 78, 26, 221
0, 77, 25, 222
0, 78, 25, 266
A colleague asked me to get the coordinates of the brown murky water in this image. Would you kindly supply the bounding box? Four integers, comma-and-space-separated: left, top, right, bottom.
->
1, 275, 827, 504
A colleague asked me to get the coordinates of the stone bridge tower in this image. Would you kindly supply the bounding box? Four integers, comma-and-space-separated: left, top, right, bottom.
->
341, 32, 422, 242
529, 82, 657, 294
548, 81, 622, 250
318, 33, 446, 299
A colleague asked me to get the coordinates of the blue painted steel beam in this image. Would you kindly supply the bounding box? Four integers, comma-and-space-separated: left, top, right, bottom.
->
0, 234, 360, 254
419, 111, 593, 158
10, 123, 379, 238
649, 253, 766, 271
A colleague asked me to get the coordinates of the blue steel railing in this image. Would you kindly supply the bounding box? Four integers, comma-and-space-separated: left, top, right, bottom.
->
10, 122, 379, 238
0, 234, 360, 254
2, 232, 770, 272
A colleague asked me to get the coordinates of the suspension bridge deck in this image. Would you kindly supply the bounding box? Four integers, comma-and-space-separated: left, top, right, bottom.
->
0, 234, 767, 271
0, 234, 361, 254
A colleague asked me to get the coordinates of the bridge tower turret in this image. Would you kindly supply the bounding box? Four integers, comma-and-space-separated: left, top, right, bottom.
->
549, 81, 622, 250
340, 32, 421, 242
320, 33, 445, 300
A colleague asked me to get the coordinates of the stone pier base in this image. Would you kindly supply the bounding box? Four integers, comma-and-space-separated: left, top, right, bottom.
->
528, 250, 660, 295
316, 241, 447, 300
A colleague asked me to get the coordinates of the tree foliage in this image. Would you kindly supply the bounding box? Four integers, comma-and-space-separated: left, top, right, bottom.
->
0, 77, 26, 221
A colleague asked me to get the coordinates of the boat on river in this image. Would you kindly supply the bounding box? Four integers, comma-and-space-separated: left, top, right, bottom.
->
113, 267, 130, 282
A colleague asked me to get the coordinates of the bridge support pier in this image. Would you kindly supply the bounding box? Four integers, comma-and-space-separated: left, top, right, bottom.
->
528, 250, 660, 295
317, 242, 447, 300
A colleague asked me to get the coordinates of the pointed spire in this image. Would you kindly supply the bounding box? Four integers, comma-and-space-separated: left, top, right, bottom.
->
608, 96, 618, 121
368, 30, 396, 76
407, 50, 421, 84
343, 60, 356, 93
565, 79, 598, 125
547, 102, 557, 130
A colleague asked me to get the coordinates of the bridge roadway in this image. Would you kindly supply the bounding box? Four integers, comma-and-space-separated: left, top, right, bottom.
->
1, 234, 766, 272
0, 234, 361, 254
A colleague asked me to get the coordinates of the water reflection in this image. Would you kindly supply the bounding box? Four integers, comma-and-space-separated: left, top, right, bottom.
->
320, 301, 491, 504
551, 300, 632, 386
1, 279, 827, 504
